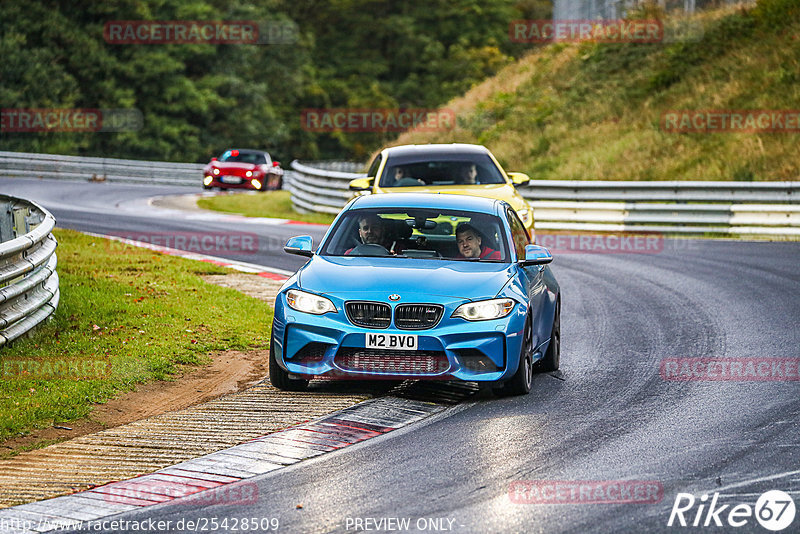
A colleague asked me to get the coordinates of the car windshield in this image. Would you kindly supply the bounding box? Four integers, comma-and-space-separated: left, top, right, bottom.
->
378, 154, 506, 187
321, 208, 509, 261
219, 151, 266, 164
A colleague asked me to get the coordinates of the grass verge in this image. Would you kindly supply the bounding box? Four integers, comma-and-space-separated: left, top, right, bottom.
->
0, 229, 272, 442
197, 190, 336, 225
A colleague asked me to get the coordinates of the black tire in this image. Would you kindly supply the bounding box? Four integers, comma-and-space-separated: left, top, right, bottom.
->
536, 299, 560, 373
269, 332, 308, 391
494, 314, 534, 397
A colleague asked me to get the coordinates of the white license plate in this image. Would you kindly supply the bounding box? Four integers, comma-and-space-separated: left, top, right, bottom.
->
365, 333, 418, 350
220, 175, 242, 184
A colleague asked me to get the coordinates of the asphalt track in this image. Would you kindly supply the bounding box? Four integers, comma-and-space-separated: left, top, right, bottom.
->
3, 177, 799, 533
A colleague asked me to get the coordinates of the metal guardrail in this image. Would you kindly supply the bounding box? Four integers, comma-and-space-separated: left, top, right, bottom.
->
289, 160, 800, 236
0, 151, 204, 186
0, 195, 59, 347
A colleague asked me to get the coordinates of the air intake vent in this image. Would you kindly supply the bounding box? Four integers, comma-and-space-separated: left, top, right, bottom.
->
345, 301, 391, 328
394, 304, 444, 330
335, 348, 450, 375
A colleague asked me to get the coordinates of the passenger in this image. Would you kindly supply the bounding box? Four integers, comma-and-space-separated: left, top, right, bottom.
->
458, 163, 478, 185
455, 223, 501, 260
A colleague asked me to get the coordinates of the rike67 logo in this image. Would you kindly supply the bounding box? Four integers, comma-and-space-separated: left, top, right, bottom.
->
668, 490, 796, 531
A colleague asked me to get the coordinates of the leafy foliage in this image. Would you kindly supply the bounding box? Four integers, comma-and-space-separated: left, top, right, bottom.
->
1, 0, 532, 162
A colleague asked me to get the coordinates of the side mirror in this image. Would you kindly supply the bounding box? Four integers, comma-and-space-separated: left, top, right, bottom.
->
284, 235, 314, 257
210, 157, 218, 161
520, 244, 552, 266
273, 161, 280, 167
508, 172, 531, 186
349, 177, 374, 191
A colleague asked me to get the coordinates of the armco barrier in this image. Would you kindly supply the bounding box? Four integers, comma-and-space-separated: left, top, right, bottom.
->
289, 160, 800, 236
0, 151, 203, 186
0, 195, 59, 347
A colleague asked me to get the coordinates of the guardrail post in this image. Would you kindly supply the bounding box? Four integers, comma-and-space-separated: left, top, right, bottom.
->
0, 201, 12, 243
12, 205, 30, 238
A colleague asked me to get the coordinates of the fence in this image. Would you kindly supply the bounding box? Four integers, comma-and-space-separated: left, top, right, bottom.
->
0, 151, 203, 186
0, 195, 59, 347
288, 160, 800, 236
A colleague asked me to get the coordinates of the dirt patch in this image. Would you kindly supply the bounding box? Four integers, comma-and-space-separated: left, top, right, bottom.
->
149, 193, 208, 212
0, 273, 279, 459
0, 349, 268, 458
201, 273, 285, 306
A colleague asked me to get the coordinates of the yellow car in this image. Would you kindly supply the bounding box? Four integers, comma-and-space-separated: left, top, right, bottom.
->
349, 144, 535, 239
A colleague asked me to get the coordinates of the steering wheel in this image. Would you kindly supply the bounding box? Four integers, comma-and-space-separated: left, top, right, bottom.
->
349, 243, 391, 256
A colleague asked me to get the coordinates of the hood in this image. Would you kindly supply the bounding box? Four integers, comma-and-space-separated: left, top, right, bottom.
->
212, 161, 258, 171
381, 183, 528, 212
298, 255, 514, 301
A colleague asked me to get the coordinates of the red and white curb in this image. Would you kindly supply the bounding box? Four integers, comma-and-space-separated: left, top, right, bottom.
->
0, 385, 476, 533
84, 232, 291, 281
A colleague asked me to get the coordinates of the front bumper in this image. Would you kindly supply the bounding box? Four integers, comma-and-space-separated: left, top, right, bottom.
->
205, 176, 263, 190
272, 292, 530, 382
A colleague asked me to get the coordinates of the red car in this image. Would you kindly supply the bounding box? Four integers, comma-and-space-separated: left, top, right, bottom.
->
203, 149, 283, 191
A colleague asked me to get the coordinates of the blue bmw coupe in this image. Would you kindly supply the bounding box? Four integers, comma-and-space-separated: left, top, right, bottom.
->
270, 193, 560, 396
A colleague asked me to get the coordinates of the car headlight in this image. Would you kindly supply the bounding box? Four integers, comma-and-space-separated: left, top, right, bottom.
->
203, 176, 213, 185
213, 168, 220, 175
286, 289, 336, 315
246, 170, 253, 177
452, 298, 515, 321
517, 209, 531, 224
251, 179, 262, 189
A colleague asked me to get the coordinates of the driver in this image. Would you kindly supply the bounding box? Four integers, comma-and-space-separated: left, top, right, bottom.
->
358, 214, 385, 246
345, 215, 403, 254
455, 223, 501, 260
